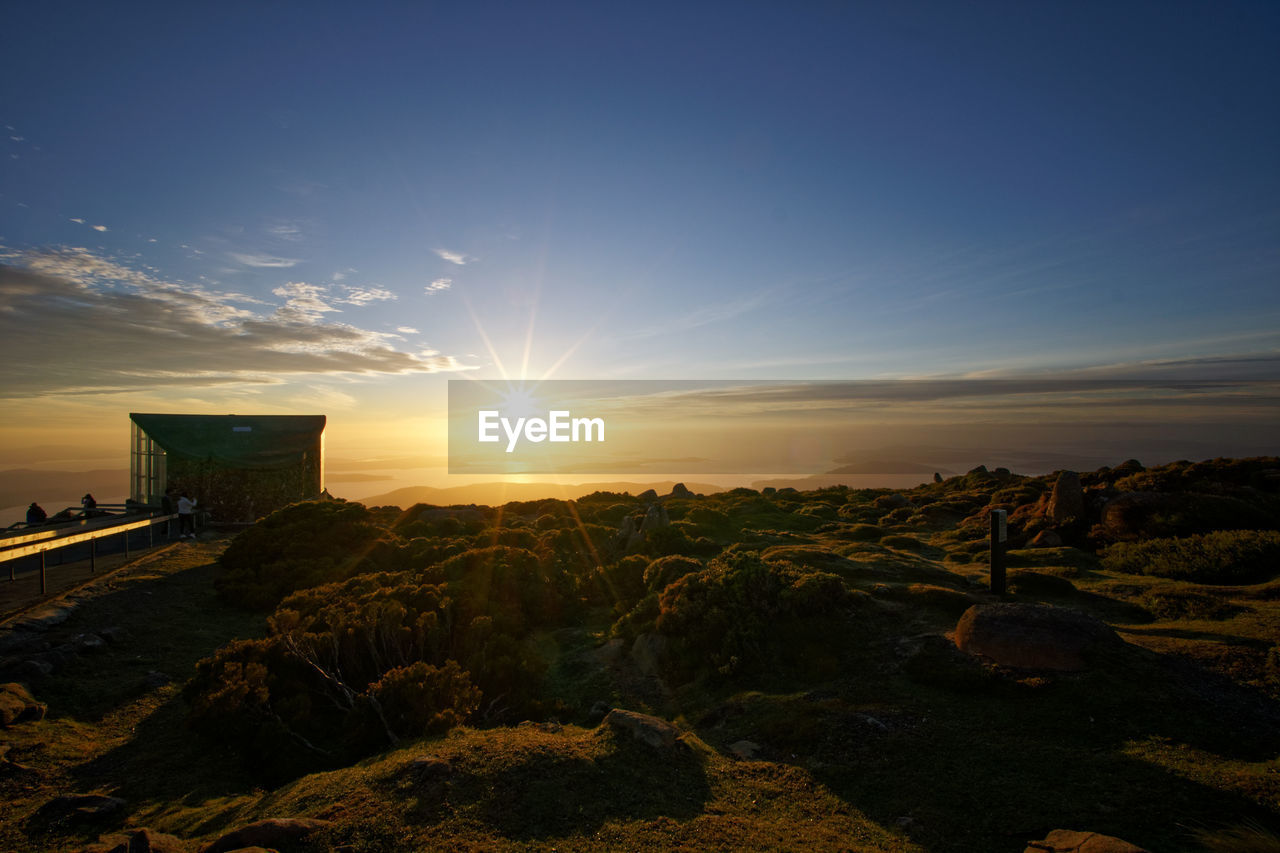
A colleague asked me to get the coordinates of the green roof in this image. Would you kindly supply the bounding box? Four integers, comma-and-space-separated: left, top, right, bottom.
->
130, 413, 325, 469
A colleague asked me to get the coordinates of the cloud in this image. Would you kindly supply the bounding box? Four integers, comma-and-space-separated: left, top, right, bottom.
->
426, 278, 452, 294
433, 248, 471, 265
337, 285, 396, 306
396, 326, 420, 334
0, 249, 472, 398
91, 225, 108, 232
265, 222, 304, 241
69, 218, 84, 224
231, 252, 301, 268
272, 281, 338, 323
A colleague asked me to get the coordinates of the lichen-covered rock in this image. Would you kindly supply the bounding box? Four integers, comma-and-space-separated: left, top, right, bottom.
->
603, 708, 680, 750
955, 603, 1121, 671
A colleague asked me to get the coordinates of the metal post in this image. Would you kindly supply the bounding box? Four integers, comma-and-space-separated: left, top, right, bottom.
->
40, 551, 47, 595
148, 519, 154, 548
90, 538, 96, 573
123, 529, 130, 560
990, 509, 1007, 595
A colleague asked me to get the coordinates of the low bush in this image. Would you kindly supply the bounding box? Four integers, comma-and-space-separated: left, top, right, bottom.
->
1101, 530, 1280, 584
216, 499, 390, 609
654, 550, 856, 680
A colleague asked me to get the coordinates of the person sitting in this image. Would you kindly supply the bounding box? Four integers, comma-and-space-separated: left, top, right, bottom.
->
27, 502, 47, 525
82, 493, 97, 510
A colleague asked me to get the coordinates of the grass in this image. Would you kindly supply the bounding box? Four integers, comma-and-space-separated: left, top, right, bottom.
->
3, 464, 1280, 852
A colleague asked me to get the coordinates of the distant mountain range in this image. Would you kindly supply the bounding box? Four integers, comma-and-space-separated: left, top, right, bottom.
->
357, 480, 727, 508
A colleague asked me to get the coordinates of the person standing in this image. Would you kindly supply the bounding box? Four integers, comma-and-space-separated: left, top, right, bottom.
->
178, 492, 197, 539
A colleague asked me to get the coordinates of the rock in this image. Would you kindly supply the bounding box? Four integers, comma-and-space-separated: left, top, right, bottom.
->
1025, 828, 1149, 852
405, 756, 452, 781
142, 671, 173, 689
15, 659, 55, 680
668, 482, 694, 499
640, 503, 670, 533
636, 488, 658, 501
94, 827, 190, 853
603, 709, 680, 750
933, 472, 943, 483
37, 793, 126, 823
630, 633, 669, 678
0, 682, 47, 727
728, 740, 760, 759
200, 818, 330, 853
98, 626, 127, 644
955, 603, 1121, 671
1028, 529, 1063, 548
1048, 471, 1085, 522
74, 633, 107, 653
586, 701, 611, 726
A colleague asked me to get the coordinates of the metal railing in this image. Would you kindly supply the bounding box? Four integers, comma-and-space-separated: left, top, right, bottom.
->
1, 512, 179, 594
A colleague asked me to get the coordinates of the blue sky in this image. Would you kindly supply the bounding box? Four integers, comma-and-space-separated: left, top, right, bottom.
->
2, 1, 1278, 460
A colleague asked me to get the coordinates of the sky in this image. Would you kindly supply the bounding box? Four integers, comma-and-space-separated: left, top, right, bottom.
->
1, 1, 1278, 486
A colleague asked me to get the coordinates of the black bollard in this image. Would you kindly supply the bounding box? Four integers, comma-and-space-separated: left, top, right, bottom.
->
990, 509, 1007, 595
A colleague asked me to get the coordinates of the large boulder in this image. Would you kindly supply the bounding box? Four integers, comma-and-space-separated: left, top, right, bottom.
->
200, 818, 329, 853
603, 709, 680, 750
955, 603, 1121, 671
1047, 471, 1085, 522
630, 633, 669, 678
1025, 828, 1149, 852
668, 483, 694, 499
0, 682, 46, 727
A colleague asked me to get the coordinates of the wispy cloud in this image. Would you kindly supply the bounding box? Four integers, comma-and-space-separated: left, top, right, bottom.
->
69, 218, 84, 224
0, 248, 472, 398
426, 278, 452, 294
91, 224, 108, 232
433, 248, 471, 265
337, 285, 396, 306
231, 252, 301, 268
396, 326, 420, 334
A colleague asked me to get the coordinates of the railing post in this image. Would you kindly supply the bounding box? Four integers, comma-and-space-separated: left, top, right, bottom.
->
90, 538, 96, 573
123, 529, 130, 560
40, 550, 47, 595
148, 519, 154, 548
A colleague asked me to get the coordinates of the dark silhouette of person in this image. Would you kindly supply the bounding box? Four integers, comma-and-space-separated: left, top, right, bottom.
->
27, 502, 47, 525
82, 493, 97, 510
178, 492, 197, 539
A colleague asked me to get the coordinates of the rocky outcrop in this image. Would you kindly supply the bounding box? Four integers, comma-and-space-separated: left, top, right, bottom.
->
603, 708, 680, 750
200, 818, 330, 853
613, 503, 670, 554
1025, 829, 1149, 852
668, 482, 694, 499
955, 603, 1121, 671
1047, 471, 1084, 522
